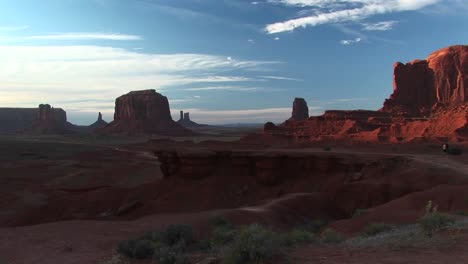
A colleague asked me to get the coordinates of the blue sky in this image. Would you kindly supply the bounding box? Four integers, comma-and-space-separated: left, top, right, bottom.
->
0, 0, 467, 124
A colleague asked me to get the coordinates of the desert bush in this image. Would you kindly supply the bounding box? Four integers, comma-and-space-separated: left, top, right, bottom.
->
320, 228, 344, 243
323, 146, 332, 151
419, 201, 455, 237
117, 224, 195, 260
223, 224, 282, 264
360, 223, 394, 237
281, 228, 317, 246
117, 239, 156, 259
153, 245, 190, 264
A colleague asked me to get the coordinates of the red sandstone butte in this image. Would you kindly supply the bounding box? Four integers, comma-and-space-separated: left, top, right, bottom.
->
100, 89, 193, 136
382, 45, 468, 115
289, 97, 309, 121
260, 45, 468, 143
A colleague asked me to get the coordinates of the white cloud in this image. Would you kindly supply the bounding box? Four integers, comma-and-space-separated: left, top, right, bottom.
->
259, 75, 302, 81
184, 86, 258, 91
340, 37, 361, 45
0, 45, 279, 109
362, 21, 398, 31
265, 0, 440, 33
1, 32, 142, 41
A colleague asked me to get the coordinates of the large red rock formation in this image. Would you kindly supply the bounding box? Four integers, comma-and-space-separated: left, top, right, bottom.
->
101, 90, 193, 136
290, 97, 309, 121
382, 45, 468, 115
31, 104, 72, 134
261, 45, 468, 143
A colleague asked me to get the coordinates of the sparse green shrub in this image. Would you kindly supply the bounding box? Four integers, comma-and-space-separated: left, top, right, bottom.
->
302, 217, 329, 233
419, 201, 455, 238
320, 228, 344, 244
353, 208, 368, 218
117, 224, 194, 260
160, 225, 194, 247
447, 147, 463, 155
210, 226, 238, 248
152, 245, 190, 264
223, 224, 282, 264
323, 146, 332, 151
281, 228, 317, 246
360, 223, 394, 237
117, 239, 155, 259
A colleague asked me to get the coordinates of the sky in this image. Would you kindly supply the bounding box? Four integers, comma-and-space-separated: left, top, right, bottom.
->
0, 0, 467, 125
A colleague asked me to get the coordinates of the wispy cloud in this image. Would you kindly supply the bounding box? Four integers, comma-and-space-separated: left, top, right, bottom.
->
0, 45, 279, 110
265, 0, 440, 34
0, 25, 29, 31
184, 86, 258, 91
362, 21, 398, 31
1, 32, 142, 41
340, 37, 361, 45
259, 75, 302, 81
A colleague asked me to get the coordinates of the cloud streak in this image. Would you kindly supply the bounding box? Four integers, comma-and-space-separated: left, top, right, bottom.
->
1, 32, 142, 41
362, 21, 398, 31
265, 0, 440, 33
0, 45, 279, 110
0, 25, 29, 31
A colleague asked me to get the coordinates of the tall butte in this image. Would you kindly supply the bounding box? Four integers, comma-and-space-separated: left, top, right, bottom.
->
382, 45, 468, 115
100, 89, 193, 136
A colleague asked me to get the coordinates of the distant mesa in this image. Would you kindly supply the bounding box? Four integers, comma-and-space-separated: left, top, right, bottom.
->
261, 45, 468, 143
177, 110, 208, 128
99, 89, 194, 136
289, 97, 309, 121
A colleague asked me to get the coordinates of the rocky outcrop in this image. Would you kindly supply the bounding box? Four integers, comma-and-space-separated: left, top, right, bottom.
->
31, 104, 73, 134
177, 110, 208, 128
382, 45, 468, 115
289, 98, 309, 121
100, 90, 193, 136
89, 112, 108, 130
260, 45, 468, 143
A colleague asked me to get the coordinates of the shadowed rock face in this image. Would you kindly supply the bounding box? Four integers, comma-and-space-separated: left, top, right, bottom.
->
114, 90, 172, 122
101, 90, 193, 136
89, 112, 108, 130
382, 45, 468, 115
31, 104, 71, 134
290, 98, 309, 121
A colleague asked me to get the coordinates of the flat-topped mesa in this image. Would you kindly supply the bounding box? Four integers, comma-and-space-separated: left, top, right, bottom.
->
382, 45, 468, 116
289, 98, 309, 121
114, 89, 172, 122
101, 89, 193, 136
